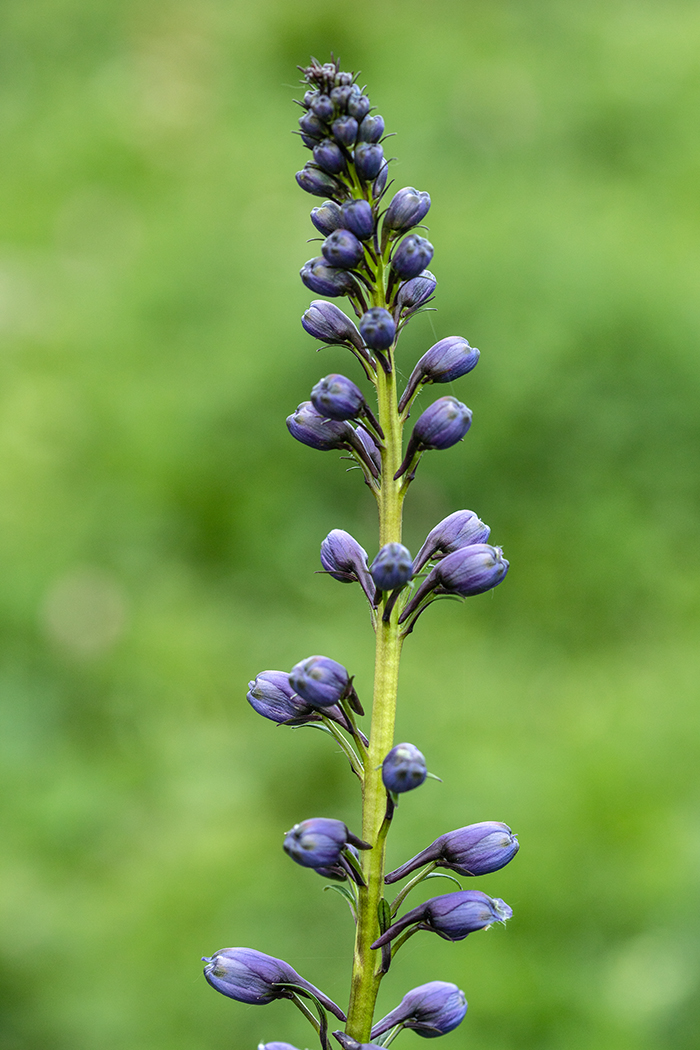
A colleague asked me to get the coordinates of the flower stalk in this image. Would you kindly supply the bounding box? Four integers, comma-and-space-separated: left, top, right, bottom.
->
203, 54, 519, 1050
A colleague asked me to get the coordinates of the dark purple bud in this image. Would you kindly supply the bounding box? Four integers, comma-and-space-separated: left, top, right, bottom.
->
429, 544, 509, 597
310, 200, 343, 236
413, 396, 472, 450
298, 111, 325, 140
203, 947, 346, 1019
311, 373, 365, 420
391, 235, 434, 280
302, 89, 318, 108
371, 981, 467, 1039
247, 670, 312, 724
310, 93, 334, 121
384, 187, 431, 233
300, 258, 357, 297
246, 669, 358, 736
354, 142, 384, 181
399, 338, 479, 410
313, 139, 346, 175
330, 85, 356, 110
394, 397, 472, 479
341, 199, 374, 240
412, 510, 491, 574
360, 307, 396, 351
289, 654, 351, 708
331, 116, 359, 146
382, 742, 426, 793
395, 269, 437, 312
370, 543, 413, 591
284, 817, 349, 869
358, 114, 385, 143
320, 528, 375, 603
296, 165, 345, 200
302, 300, 364, 349
371, 890, 512, 948
287, 401, 355, 451
347, 94, 371, 120
356, 425, 382, 475
398, 546, 509, 623
385, 821, 519, 883
322, 229, 364, 269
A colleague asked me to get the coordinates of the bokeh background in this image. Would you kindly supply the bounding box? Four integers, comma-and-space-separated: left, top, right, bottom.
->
1, 1, 699, 1048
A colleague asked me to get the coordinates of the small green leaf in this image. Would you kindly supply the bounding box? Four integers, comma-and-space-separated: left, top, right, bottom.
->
377, 896, 392, 933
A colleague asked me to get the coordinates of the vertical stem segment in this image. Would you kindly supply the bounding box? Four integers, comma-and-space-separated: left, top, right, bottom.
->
346, 362, 404, 1040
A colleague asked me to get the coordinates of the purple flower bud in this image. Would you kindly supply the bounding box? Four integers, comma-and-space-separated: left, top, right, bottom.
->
413, 396, 472, 450
347, 94, 371, 120
302, 300, 364, 349
330, 85, 356, 110
313, 138, 346, 175
358, 114, 385, 143
412, 510, 491, 573
320, 528, 375, 603
384, 187, 431, 233
289, 654, 351, 709
400, 338, 480, 410
370, 543, 413, 591
331, 116, 359, 146
298, 111, 325, 140
302, 89, 318, 108
396, 269, 436, 311
283, 817, 349, 869
310, 200, 343, 236
341, 199, 374, 240
371, 981, 467, 1039
385, 821, 519, 883
382, 742, 427, 793
310, 93, 334, 121
430, 544, 509, 596
371, 890, 512, 948
300, 258, 357, 297
296, 165, 345, 200
322, 229, 364, 270
311, 373, 365, 420
246, 669, 358, 736
360, 307, 395, 351
354, 142, 384, 181
391, 235, 434, 280
356, 425, 382, 475
287, 401, 355, 451
202, 947, 346, 1019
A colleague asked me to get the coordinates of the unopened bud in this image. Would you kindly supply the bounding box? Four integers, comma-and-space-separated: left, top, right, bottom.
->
412, 510, 491, 573
301, 300, 363, 349
371, 981, 467, 1039
385, 821, 520, 883
399, 337, 480, 409
289, 654, 352, 709
360, 307, 395, 351
341, 199, 374, 240
382, 742, 427, 793
322, 229, 364, 270
370, 543, 413, 591
354, 142, 384, 181
391, 235, 434, 280
371, 890, 512, 947
384, 187, 431, 233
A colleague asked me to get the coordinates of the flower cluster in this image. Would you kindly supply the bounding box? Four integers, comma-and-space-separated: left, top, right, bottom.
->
203, 56, 518, 1049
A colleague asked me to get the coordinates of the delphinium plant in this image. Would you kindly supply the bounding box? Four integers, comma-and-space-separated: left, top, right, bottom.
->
202, 56, 519, 1050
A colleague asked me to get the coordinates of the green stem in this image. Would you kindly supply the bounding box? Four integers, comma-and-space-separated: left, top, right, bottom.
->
345, 351, 405, 1039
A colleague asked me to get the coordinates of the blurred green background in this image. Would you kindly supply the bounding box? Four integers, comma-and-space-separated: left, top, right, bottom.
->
1, 0, 699, 1048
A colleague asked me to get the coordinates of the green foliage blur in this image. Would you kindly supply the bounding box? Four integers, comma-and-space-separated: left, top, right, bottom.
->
1, 1, 699, 1048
